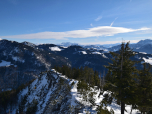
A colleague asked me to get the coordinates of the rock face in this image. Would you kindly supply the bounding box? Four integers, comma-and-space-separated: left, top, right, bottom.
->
12, 70, 84, 114
44, 72, 72, 114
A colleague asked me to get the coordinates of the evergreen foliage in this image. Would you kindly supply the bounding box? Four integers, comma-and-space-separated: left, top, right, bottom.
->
96, 103, 114, 114
103, 42, 138, 114
137, 63, 152, 113
54, 65, 101, 87
26, 99, 38, 114
0, 79, 35, 113
54, 65, 101, 110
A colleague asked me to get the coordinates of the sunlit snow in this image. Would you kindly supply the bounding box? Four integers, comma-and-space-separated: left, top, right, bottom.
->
0, 60, 12, 67
142, 57, 152, 65
49, 46, 62, 51
60, 46, 68, 48
12, 56, 25, 63
139, 52, 147, 54
92, 52, 102, 54
92, 52, 108, 58
13, 69, 139, 114
81, 51, 87, 54
0, 60, 17, 67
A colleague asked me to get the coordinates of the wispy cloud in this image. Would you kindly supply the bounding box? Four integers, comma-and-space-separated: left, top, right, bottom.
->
90, 23, 93, 27
135, 29, 152, 34
110, 17, 118, 27
110, 22, 114, 27
0, 26, 150, 40
95, 16, 102, 21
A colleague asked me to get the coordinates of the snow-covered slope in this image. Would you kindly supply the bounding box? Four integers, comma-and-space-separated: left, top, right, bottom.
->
10, 69, 139, 114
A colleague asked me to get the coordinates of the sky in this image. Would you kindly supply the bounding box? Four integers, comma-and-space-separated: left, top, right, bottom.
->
0, 0, 152, 45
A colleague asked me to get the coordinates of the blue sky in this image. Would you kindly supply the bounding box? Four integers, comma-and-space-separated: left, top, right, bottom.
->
0, 0, 152, 45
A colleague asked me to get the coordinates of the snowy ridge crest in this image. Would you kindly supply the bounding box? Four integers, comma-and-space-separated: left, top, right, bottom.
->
13, 69, 139, 114
14, 70, 75, 114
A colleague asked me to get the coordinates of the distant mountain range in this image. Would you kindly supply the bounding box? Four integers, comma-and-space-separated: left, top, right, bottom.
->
1, 39, 152, 92
59, 42, 79, 47
59, 39, 152, 54
58, 42, 121, 48
109, 39, 152, 54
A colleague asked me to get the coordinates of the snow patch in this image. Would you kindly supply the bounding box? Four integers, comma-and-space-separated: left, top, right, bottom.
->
49, 46, 62, 51
14, 47, 20, 53
103, 49, 109, 52
0, 60, 11, 67
139, 52, 147, 54
84, 61, 91, 65
81, 51, 87, 54
31, 52, 34, 56
92, 52, 108, 58
136, 47, 140, 49
142, 57, 152, 65
60, 46, 68, 48
102, 54, 108, 58
0, 60, 17, 67
70, 80, 79, 107
12, 56, 25, 63
92, 52, 102, 54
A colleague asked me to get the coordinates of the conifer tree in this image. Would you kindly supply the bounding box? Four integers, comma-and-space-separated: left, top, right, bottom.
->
94, 71, 100, 87
88, 68, 95, 86
137, 63, 152, 114
103, 42, 138, 114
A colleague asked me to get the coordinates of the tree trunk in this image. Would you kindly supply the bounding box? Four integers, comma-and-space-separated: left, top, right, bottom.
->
130, 106, 132, 114
121, 43, 124, 114
121, 101, 125, 114
100, 73, 101, 87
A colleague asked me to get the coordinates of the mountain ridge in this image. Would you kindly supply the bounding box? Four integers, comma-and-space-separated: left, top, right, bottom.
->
1, 39, 152, 92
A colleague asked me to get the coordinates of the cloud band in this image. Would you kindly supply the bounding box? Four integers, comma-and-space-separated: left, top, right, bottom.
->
0, 26, 150, 40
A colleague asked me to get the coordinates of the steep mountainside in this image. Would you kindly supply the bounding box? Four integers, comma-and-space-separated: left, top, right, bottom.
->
2, 69, 139, 114
1, 39, 152, 92
0, 39, 70, 92
37, 43, 152, 73
37, 44, 111, 72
